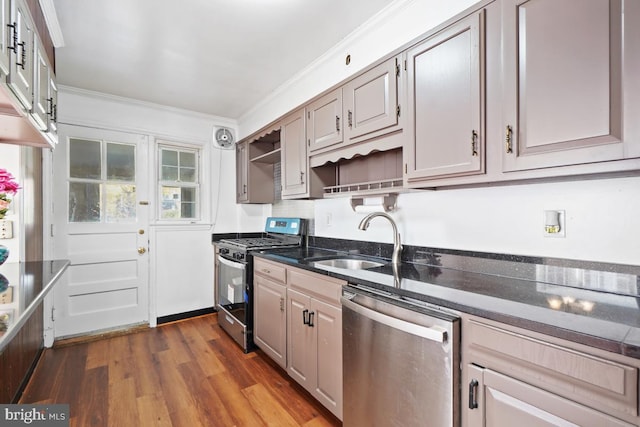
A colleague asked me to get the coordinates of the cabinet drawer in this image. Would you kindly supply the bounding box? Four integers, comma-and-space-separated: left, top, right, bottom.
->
254, 258, 287, 284
467, 319, 638, 419
288, 267, 345, 305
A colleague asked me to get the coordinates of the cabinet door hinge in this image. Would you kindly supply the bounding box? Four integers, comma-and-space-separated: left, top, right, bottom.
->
51, 306, 55, 321
307, 111, 310, 120
404, 59, 407, 71
396, 62, 400, 77
397, 105, 401, 117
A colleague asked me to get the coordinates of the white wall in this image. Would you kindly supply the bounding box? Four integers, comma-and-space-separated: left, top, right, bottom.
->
59, 86, 268, 232
238, 0, 478, 138
314, 176, 640, 266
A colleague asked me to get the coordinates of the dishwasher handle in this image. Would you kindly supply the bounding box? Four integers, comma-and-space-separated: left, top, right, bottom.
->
341, 295, 448, 343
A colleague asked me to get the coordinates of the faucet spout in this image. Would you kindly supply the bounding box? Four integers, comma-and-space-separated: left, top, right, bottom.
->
357, 212, 402, 266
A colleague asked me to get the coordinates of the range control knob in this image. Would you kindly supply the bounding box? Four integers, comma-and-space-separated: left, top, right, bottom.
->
219, 248, 229, 254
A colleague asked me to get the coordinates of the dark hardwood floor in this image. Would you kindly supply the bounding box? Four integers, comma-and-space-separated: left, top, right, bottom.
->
20, 313, 342, 427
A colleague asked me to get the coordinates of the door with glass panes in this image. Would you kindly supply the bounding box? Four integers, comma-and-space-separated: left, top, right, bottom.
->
51, 124, 149, 338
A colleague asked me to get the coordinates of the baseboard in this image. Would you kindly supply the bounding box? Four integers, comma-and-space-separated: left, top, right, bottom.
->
157, 307, 216, 325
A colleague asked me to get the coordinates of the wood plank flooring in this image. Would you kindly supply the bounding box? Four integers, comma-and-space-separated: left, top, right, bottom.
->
19, 313, 342, 427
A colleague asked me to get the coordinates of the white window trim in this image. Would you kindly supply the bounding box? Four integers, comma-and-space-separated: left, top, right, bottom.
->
156, 141, 203, 222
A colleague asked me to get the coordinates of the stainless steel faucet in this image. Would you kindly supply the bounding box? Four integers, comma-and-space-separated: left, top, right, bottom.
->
358, 212, 402, 266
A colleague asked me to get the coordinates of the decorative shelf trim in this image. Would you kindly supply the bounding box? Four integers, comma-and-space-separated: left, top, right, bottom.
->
323, 178, 403, 197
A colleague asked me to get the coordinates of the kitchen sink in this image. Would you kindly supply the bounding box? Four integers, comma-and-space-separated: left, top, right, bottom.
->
311, 258, 385, 270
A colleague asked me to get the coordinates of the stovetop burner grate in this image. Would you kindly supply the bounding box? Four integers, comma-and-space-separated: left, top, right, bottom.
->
220, 237, 297, 250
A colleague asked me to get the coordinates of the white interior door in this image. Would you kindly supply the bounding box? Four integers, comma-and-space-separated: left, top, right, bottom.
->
52, 124, 150, 338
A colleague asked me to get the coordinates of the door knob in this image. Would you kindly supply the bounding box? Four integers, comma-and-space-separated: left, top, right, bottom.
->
138, 247, 147, 255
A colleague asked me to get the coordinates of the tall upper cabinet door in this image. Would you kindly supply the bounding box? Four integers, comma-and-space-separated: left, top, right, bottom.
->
307, 88, 343, 153
281, 109, 309, 198
0, 0, 10, 76
31, 38, 49, 130
501, 0, 638, 172
7, 0, 34, 110
236, 141, 249, 203
405, 11, 484, 183
343, 55, 401, 142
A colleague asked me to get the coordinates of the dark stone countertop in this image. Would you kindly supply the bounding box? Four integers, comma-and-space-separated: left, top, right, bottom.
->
252, 237, 640, 359
0, 260, 70, 352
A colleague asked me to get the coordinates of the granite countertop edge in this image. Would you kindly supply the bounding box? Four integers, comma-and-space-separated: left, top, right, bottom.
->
252, 243, 640, 360
0, 259, 70, 352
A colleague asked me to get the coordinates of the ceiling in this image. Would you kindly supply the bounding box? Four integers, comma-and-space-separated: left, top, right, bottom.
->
53, 0, 397, 120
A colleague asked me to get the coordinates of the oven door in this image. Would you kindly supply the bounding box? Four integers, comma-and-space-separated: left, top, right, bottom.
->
217, 255, 247, 318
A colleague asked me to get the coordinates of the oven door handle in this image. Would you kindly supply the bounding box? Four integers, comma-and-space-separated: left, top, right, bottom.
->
218, 255, 246, 270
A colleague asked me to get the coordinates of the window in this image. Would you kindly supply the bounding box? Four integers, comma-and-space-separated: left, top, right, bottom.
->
68, 138, 137, 223
159, 145, 199, 220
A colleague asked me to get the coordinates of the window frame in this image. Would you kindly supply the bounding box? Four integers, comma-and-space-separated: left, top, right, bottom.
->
157, 143, 201, 222
67, 137, 138, 224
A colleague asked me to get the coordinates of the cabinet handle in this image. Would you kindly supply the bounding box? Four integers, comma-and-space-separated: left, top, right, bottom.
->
336, 115, 340, 132
16, 41, 26, 70
7, 23, 17, 52
47, 98, 54, 116
308, 311, 315, 327
300, 171, 304, 184
505, 125, 513, 154
471, 130, 479, 156
302, 309, 309, 325
468, 379, 479, 409
262, 268, 271, 274
279, 298, 284, 312
243, 184, 247, 195
348, 110, 353, 128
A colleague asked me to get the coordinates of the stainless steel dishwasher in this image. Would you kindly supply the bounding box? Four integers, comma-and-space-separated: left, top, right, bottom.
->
341, 284, 460, 427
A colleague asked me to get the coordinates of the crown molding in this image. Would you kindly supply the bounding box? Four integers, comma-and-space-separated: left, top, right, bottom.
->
38, 0, 65, 47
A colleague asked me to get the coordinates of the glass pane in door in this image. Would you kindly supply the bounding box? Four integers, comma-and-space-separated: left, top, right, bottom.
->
70, 138, 101, 179
69, 182, 101, 222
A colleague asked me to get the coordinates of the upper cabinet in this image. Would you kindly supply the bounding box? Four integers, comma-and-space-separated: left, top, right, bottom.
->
501, 0, 640, 172
238, 0, 640, 201
307, 89, 343, 153
236, 132, 278, 204
343, 56, 401, 143
1, 0, 57, 148
7, 0, 33, 110
0, 0, 11, 76
308, 55, 404, 166
405, 10, 485, 185
281, 109, 308, 198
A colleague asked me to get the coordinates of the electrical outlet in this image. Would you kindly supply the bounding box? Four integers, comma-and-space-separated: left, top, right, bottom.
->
543, 210, 565, 238
0, 220, 12, 239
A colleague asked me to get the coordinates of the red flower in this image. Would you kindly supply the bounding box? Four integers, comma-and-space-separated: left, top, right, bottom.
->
0, 168, 19, 194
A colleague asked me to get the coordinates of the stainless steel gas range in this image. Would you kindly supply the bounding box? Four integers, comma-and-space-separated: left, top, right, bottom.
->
215, 217, 306, 352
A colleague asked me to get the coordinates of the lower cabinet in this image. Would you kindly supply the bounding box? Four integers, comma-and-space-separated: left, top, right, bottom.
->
253, 274, 287, 369
253, 258, 346, 420
466, 365, 634, 427
287, 288, 342, 419
462, 316, 640, 427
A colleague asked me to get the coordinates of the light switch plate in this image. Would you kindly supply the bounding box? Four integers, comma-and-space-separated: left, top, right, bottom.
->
0, 220, 13, 239
0, 287, 13, 304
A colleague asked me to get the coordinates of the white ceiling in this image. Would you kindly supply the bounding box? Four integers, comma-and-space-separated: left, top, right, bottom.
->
52, 0, 397, 120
